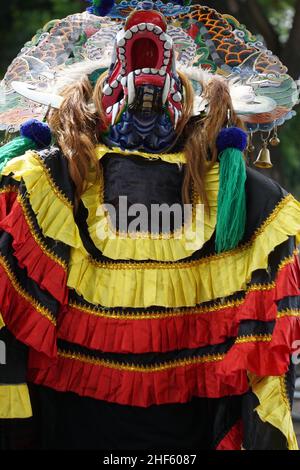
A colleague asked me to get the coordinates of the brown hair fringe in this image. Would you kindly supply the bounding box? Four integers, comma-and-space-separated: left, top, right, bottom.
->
180, 75, 244, 206
48, 70, 243, 212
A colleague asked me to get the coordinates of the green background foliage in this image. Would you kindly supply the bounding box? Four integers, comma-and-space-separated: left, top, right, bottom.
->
0, 0, 299, 196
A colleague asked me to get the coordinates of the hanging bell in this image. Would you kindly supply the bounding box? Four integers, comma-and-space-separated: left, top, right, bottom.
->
254, 141, 273, 168
247, 132, 255, 153
247, 143, 255, 153
269, 127, 280, 146
269, 135, 280, 146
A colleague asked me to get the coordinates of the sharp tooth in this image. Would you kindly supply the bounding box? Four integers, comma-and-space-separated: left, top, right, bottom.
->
158, 69, 166, 76
138, 23, 146, 30
121, 76, 127, 86
125, 30, 133, 39
164, 50, 171, 58
117, 38, 126, 47
159, 33, 166, 41
111, 80, 118, 88
120, 67, 126, 75
142, 68, 150, 73
127, 71, 135, 105
161, 66, 167, 72
153, 26, 163, 34
119, 47, 125, 54
106, 106, 112, 114
162, 74, 170, 104
163, 58, 169, 65
117, 74, 122, 82
111, 102, 119, 125
131, 25, 138, 33
172, 91, 182, 103
135, 69, 141, 75
119, 53, 125, 61
164, 41, 172, 50
103, 84, 113, 96
150, 68, 158, 74
146, 24, 154, 31
174, 107, 179, 128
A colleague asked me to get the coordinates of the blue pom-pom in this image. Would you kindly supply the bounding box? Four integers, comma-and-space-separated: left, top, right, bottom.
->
86, 0, 115, 16
216, 127, 248, 154
20, 119, 52, 149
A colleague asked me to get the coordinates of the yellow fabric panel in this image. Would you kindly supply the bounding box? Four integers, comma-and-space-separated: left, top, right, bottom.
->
0, 384, 32, 419
0, 313, 4, 329
248, 373, 298, 450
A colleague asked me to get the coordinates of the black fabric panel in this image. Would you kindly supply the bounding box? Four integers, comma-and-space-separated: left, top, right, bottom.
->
243, 167, 287, 243
237, 320, 275, 337
0, 174, 20, 190
29, 384, 244, 450
37, 147, 74, 204
102, 153, 185, 233
277, 295, 300, 312
57, 336, 236, 365
0, 417, 37, 450
285, 360, 296, 408
0, 328, 28, 384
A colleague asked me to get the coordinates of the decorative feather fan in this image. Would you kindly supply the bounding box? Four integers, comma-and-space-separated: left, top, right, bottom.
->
0, 1, 298, 134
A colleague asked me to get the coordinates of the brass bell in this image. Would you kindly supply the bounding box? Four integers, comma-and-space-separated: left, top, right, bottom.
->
269, 127, 280, 147
247, 143, 255, 153
246, 132, 255, 154
269, 136, 280, 146
254, 142, 273, 168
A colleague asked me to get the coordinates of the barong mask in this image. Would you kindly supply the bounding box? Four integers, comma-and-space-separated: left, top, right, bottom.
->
100, 9, 183, 152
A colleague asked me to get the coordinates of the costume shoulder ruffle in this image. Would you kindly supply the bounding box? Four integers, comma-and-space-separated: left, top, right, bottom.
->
0, 147, 300, 448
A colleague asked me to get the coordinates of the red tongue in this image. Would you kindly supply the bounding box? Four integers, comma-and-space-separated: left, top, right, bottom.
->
131, 38, 159, 69
134, 74, 165, 87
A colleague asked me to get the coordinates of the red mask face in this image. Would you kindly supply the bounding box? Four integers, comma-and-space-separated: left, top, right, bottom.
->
100, 9, 183, 142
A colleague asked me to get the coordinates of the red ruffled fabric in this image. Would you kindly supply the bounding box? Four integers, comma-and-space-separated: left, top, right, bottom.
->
0, 190, 18, 218
0, 192, 68, 304
0, 263, 57, 358
57, 257, 300, 353
216, 420, 243, 450
28, 314, 300, 407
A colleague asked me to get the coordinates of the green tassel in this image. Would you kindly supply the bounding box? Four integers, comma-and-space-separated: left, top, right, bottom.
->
0, 136, 37, 174
215, 147, 246, 253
